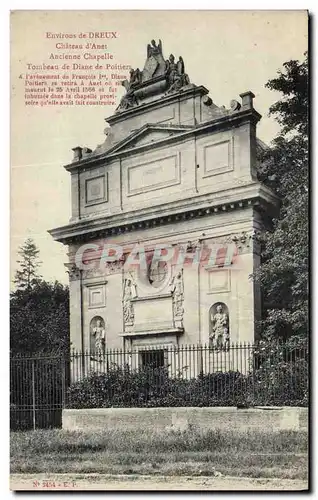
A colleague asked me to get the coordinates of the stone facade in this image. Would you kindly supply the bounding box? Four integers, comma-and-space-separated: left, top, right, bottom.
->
50, 40, 279, 356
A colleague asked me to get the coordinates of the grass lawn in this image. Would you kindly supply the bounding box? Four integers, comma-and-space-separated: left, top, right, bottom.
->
10, 428, 308, 480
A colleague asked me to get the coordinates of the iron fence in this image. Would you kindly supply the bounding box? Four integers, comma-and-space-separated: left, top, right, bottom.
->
10, 354, 68, 431
10, 341, 308, 430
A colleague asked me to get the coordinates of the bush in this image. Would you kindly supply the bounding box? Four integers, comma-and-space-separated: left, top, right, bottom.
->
67, 368, 261, 409
249, 337, 308, 406
66, 366, 249, 408
66, 339, 308, 409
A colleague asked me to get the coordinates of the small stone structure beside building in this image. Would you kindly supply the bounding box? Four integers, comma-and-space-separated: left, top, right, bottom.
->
50, 40, 278, 370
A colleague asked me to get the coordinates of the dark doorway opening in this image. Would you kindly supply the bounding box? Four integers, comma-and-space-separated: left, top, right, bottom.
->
141, 350, 165, 369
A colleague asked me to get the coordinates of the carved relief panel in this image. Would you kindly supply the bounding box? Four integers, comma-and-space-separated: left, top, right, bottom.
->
123, 273, 138, 328
169, 268, 184, 328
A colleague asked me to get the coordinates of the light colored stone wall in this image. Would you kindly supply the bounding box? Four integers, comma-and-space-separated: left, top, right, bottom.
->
108, 101, 180, 145
235, 252, 258, 343
82, 273, 123, 351
71, 159, 122, 220
48, 48, 282, 383
63, 86, 271, 357
63, 407, 308, 433
68, 206, 260, 352
69, 278, 82, 352
72, 119, 257, 222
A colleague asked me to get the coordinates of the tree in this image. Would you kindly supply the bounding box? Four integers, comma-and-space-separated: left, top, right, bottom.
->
14, 238, 42, 290
10, 280, 70, 354
11, 240, 69, 354
256, 53, 308, 339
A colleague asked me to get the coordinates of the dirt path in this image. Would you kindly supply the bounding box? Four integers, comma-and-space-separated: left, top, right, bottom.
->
10, 474, 308, 491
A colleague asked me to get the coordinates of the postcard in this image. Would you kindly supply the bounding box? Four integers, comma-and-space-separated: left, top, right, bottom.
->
10, 10, 309, 492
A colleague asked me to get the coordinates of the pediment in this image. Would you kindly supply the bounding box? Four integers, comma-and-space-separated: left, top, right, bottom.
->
106, 124, 193, 156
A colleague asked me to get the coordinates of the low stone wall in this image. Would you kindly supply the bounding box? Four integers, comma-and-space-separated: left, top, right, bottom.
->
63, 406, 308, 433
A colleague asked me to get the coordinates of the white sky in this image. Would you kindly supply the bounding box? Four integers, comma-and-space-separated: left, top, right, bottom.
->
10, 10, 308, 286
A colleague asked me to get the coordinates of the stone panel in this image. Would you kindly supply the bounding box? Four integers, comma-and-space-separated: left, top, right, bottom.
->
127, 155, 179, 196
133, 296, 173, 331
87, 284, 106, 309
85, 174, 107, 205
208, 268, 231, 293
203, 138, 234, 177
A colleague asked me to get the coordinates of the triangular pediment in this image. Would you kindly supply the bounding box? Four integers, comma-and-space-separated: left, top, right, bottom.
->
106, 123, 193, 156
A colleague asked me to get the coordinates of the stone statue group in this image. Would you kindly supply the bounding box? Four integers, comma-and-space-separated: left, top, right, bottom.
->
128, 53, 189, 93
209, 304, 230, 351
164, 54, 190, 93
117, 39, 191, 111
91, 317, 105, 355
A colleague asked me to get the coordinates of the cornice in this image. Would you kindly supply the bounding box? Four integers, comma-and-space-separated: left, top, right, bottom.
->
119, 327, 184, 338
49, 181, 279, 245
64, 108, 262, 173
105, 85, 209, 125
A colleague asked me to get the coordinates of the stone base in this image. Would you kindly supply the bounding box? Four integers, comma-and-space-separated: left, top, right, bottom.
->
63, 406, 308, 433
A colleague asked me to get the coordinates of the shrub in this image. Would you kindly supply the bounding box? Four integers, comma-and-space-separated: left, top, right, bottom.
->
248, 337, 308, 406
66, 367, 249, 408
66, 339, 308, 409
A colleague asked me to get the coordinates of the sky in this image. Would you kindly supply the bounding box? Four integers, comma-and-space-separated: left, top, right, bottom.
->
10, 10, 308, 286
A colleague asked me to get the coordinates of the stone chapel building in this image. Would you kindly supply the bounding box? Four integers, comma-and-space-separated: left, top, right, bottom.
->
50, 40, 278, 361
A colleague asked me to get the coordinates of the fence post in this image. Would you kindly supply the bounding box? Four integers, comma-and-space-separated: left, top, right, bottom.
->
196, 345, 201, 377
31, 359, 36, 431
61, 356, 66, 410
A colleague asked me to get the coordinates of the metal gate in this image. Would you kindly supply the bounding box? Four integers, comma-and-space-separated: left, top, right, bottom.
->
10, 355, 68, 430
